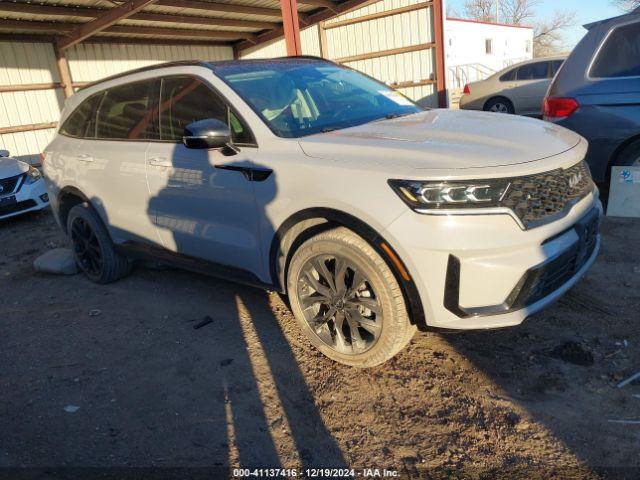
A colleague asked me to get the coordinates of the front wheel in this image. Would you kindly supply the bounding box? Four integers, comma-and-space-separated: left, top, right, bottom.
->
67, 203, 132, 284
287, 227, 416, 368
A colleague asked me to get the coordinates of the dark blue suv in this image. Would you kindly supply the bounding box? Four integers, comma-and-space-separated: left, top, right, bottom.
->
543, 8, 640, 195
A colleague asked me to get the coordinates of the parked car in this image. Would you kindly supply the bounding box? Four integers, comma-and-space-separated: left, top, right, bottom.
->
544, 8, 640, 191
0, 150, 49, 220
43, 58, 601, 367
460, 57, 566, 116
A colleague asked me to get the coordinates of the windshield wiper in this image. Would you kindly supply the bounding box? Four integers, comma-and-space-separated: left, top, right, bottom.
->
384, 112, 412, 120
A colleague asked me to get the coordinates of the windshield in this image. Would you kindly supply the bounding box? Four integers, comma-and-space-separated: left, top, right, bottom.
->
214, 60, 424, 138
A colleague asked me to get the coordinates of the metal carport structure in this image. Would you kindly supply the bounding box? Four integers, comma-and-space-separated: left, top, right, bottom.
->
0, 0, 445, 161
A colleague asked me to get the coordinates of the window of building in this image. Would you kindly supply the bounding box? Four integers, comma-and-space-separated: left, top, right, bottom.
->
525, 40, 532, 54
485, 38, 493, 55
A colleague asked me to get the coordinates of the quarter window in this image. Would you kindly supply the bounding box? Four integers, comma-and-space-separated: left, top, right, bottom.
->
95, 80, 157, 140
499, 68, 517, 82
59, 94, 102, 138
591, 21, 640, 78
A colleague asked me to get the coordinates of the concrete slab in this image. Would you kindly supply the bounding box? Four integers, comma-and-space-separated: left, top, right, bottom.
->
33, 248, 79, 275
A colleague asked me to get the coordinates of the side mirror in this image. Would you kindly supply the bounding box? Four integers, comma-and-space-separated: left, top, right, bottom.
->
0, 149, 10, 158
183, 118, 232, 150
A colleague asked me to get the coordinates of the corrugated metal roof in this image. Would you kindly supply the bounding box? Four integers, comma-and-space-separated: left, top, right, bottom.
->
0, 0, 335, 47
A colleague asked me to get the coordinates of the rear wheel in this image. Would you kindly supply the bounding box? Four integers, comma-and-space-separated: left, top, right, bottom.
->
484, 97, 515, 114
67, 203, 132, 284
287, 227, 416, 368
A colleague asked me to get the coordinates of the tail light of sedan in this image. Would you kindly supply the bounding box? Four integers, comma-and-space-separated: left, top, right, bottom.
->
463, 84, 471, 95
543, 97, 579, 120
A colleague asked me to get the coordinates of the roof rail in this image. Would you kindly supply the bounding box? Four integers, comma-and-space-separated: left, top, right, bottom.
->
77, 60, 212, 92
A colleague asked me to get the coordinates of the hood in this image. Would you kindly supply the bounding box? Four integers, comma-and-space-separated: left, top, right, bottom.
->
0, 157, 29, 179
298, 109, 581, 171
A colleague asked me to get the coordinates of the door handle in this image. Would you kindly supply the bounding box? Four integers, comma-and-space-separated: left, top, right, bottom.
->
147, 157, 172, 168
76, 153, 94, 163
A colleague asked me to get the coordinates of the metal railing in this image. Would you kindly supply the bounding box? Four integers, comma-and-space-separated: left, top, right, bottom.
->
447, 63, 496, 89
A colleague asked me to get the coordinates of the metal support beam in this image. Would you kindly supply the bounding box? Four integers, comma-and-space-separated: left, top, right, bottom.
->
279, 0, 302, 56
235, 0, 376, 53
0, 3, 278, 31
54, 44, 74, 98
57, 0, 158, 50
156, 0, 287, 18
432, 0, 447, 107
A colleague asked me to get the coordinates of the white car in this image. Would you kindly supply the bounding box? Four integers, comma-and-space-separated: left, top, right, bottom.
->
43, 58, 601, 367
0, 150, 49, 220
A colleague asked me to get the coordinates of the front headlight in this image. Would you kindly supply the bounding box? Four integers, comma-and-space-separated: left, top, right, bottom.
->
388, 178, 510, 210
25, 166, 42, 184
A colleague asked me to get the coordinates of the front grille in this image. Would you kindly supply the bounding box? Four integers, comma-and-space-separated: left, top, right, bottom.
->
502, 161, 594, 229
0, 199, 37, 217
443, 207, 600, 319
0, 173, 24, 195
512, 208, 599, 309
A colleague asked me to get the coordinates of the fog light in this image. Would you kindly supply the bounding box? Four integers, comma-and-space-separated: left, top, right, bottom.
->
40, 193, 49, 203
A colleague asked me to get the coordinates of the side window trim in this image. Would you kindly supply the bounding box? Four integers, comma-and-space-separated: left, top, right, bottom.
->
158, 74, 258, 147
588, 19, 640, 80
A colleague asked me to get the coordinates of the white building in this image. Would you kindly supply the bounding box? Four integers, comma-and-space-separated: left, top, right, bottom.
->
444, 17, 534, 90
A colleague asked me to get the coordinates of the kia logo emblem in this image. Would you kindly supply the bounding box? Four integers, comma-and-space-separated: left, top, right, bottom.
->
568, 172, 583, 189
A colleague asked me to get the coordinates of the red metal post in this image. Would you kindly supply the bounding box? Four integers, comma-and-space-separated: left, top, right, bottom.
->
432, 0, 447, 107
280, 0, 302, 56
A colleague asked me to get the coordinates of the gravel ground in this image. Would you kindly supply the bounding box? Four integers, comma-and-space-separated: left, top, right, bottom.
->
1, 210, 639, 479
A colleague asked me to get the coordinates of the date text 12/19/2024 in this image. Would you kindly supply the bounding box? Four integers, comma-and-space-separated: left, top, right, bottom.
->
233, 468, 399, 477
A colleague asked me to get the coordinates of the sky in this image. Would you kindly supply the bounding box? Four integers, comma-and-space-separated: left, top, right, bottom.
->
446, 0, 623, 48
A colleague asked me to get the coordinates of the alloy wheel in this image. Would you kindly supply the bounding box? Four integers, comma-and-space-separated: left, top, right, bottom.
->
71, 217, 103, 277
296, 254, 383, 355
490, 103, 509, 113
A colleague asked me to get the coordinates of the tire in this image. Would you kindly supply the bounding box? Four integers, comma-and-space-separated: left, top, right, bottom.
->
616, 140, 640, 168
287, 227, 416, 368
67, 203, 132, 284
602, 140, 640, 207
484, 97, 515, 114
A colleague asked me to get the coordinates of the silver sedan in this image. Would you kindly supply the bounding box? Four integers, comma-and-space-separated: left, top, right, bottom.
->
459, 56, 565, 117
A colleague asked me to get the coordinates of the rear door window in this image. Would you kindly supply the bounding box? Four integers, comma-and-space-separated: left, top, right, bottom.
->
95, 80, 157, 140
591, 21, 640, 78
516, 62, 549, 80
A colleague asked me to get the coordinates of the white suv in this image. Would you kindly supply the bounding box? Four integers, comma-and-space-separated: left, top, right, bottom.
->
43, 57, 601, 367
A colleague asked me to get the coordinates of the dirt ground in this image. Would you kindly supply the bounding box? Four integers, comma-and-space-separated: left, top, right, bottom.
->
1, 209, 639, 479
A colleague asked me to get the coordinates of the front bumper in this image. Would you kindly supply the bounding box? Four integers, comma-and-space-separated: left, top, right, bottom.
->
0, 174, 49, 221
384, 192, 602, 329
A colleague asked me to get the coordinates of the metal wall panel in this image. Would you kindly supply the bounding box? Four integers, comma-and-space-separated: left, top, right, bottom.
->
239, 0, 437, 106
240, 24, 321, 59
0, 41, 234, 163
67, 43, 234, 82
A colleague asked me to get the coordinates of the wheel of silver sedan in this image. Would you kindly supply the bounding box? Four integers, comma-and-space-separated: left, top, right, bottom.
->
287, 227, 416, 368
489, 103, 509, 113
297, 254, 382, 355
